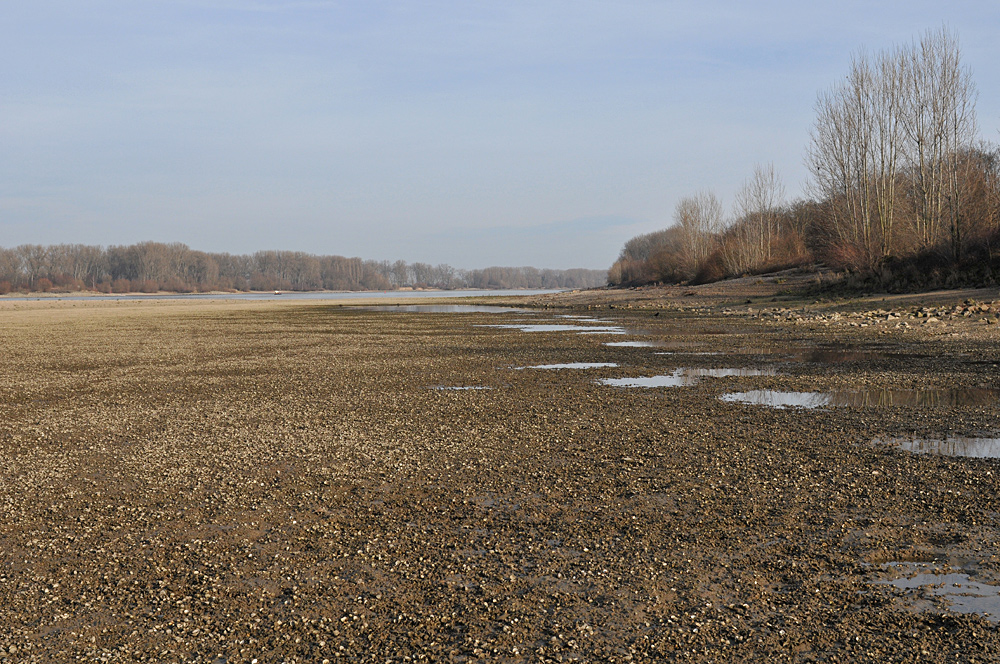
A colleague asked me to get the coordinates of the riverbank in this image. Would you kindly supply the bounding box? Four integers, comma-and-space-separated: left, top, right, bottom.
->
1, 293, 998, 662
0, 287, 563, 301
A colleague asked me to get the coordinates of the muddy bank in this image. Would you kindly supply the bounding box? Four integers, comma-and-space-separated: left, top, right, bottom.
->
1, 297, 999, 662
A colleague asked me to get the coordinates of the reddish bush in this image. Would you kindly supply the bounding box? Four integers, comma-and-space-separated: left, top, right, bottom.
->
110, 279, 131, 293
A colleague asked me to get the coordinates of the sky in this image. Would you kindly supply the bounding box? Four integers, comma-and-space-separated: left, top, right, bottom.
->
2, 1, 999, 270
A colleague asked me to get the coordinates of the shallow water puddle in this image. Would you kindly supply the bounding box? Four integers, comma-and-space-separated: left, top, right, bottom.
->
481, 323, 628, 334
720, 390, 835, 408
879, 435, 1000, 458
355, 304, 531, 313
599, 367, 775, 388
519, 362, 619, 370
599, 373, 698, 388
604, 338, 718, 348
874, 563, 1000, 622
721, 388, 1000, 409
655, 351, 722, 356
430, 386, 491, 391
604, 340, 668, 348
684, 368, 776, 378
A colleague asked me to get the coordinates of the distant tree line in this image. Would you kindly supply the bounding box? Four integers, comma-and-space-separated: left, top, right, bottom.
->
610, 28, 1000, 289
0, 242, 607, 294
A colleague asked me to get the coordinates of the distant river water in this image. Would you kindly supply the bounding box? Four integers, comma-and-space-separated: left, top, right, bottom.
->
1, 289, 564, 302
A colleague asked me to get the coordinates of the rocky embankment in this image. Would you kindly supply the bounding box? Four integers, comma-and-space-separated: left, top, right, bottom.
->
729, 300, 1000, 330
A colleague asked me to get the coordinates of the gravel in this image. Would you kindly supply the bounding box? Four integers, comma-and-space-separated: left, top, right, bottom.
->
1, 295, 999, 662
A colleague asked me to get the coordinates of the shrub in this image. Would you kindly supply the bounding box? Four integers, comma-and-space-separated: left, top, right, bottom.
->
110, 278, 131, 293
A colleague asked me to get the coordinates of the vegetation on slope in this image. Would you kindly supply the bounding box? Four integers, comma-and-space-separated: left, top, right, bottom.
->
610, 28, 1000, 291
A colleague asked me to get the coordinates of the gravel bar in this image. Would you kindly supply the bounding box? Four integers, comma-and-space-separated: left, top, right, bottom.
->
2, 296, 1000, 662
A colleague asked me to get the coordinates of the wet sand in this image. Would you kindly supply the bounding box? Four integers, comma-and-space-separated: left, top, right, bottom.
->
2, 293, 1000, 662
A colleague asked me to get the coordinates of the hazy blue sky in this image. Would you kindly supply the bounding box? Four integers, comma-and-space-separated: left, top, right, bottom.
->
2, 1, 998, 269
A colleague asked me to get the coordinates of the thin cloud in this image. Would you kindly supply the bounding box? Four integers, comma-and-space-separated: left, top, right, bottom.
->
433, 216, 643, 241
1, 1, 997, 269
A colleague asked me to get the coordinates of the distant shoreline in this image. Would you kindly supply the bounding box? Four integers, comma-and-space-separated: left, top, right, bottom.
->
0, 287, 568, 302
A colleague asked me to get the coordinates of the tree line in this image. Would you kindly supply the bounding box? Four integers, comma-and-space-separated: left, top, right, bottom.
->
610, 28, 1000, 289
0, 242, 607, 294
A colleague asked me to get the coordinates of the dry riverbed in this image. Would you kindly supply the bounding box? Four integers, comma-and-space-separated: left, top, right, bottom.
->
2, 291, 1000, 662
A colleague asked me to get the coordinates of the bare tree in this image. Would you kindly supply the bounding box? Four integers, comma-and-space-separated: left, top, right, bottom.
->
729, 163, 786, 272
871, 47, 905, 257
808, 40, 944, 269
0, 248, 20, 289
389, 260, 410, 287
808, 52, 889, 269
674, 192, 723, 276
432, 263, 458, 289
16, 245, 50, 288
609, 29, 988, 285
410, 262, 434, 287
898, 27, 978, 258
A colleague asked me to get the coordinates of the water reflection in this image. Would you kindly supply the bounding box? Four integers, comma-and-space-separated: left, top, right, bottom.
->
356, 305, 530, 313
839, 388, 998, 407
600, 367, 775, 388
720, 391, 834, 408
604, 340, 668, 348
881, 435, 1000, 458
519, 362, 619, 370
431, 386, 491, 391
481, 323, 628, 334
599, 373, 698, 388
721, 388, 1000, 409
874, 564, 1000, 622
684, 368, 776, 378
656, 351, 721, 356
